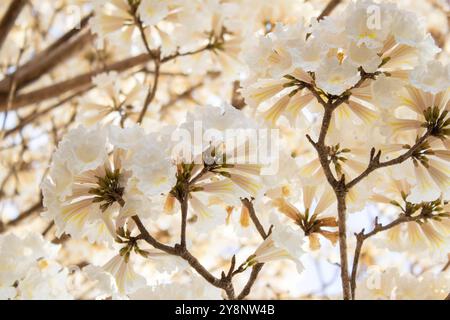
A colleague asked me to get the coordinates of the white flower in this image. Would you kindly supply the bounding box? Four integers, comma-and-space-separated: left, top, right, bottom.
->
84, 255, 146, 298
79, 73, 145, 126
108, 125, 146, 150
17, 261, 72, 300
346, 42, 382, 73
57, 126, 108, 174
90, 0, 135, 47
291, 36, 327, 72
391, 10, 427, 47
128, 133, 176, 197
358, 267, 450, 300
248, 215, 306, 273
130, 277, 222, 300
316, 58, 360, 96
138, 0, 169, 26
410, 61, 450, 94
42, 125, 153, 244
0, 233, 72, 300
344, 0, 395, 49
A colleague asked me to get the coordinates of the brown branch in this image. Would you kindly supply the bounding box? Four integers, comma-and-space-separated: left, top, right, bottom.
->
238, 198, 269, 300
0, 53, 151, 110
335, 186, 351, 300
300, 69, 409, 300
0, 0, 27, 51
442, 259, 450, 272
237, 263, 264, 300
3, 84, 93, 138
350, 214, 424, 299
241, 198, 268, 239
231, 81, 245, 110
346, 131, 431, 189
0, 199, 43, 233
318, 0, 343, 21
133, 194, 269, 299
137, 58, 160, 124
306, 103, 352, 299
0, 41, 215, 111
179, 190, 189, 248
42, 221, 54, 237
131, 215, 177, 255
134, 16, 161, 124
132, 215, 235, 298
0, 13, 94, 93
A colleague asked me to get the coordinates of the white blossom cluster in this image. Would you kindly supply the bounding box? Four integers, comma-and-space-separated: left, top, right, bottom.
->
0, 233, 72, 300
0, 0, 449, 300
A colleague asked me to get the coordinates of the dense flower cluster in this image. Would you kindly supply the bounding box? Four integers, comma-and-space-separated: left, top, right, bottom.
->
0, 0, 449, 300
0, 233, 72, 299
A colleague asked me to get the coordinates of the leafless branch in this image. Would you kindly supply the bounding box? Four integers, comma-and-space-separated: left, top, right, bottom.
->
318, 0, 343, 21
0, 13, 93, 93
0, 0, 28, 51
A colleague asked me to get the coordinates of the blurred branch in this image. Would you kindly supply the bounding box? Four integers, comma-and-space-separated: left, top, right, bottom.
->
135, 20, 161, 124
0, 53, 151, 110
0, 0, 28, 51
0, 41, 215, 111
231, 81, 245, 110
160, 81, 205, 117
3, 84, 93, 138
318, 0, 342, 21
0, 13, 93, 93
0, 197, 43, 233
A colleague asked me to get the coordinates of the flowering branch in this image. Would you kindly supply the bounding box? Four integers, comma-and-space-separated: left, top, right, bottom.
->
131, 195, 270, 300
350, 210, 436, 299
346, 130, 432, 189
303, 69, 378, 299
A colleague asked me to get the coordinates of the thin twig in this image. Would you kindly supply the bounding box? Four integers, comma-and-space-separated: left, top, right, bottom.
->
350, 214, 425, 299
346, 131, 431, 189
0, 199, 43, 233
238, 199, 269, 300
241, 198, 267, 239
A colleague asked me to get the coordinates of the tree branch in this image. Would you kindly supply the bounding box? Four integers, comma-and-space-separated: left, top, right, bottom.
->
350, 214, 425, 299
0, 13, 94, 93
237, 263, 264, 300
238, 199, 269, 300
0, 198, 43, 233
3, 84, 93, 138
301, 72, 376, 300
0, 53, 151, 110
318, 0, 343, 21
346, 130, 431, 189
241, 198, 268, 239
0, 0, 28, 51
131, 215, 177, 255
